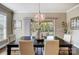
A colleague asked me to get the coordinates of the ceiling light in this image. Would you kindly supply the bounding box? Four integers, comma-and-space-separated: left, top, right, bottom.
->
34, 3, 45, 22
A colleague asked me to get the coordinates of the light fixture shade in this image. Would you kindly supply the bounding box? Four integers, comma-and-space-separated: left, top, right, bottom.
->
34, 13, 45, 22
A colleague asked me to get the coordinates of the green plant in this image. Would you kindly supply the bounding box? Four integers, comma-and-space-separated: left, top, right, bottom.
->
62, 21, 67, 33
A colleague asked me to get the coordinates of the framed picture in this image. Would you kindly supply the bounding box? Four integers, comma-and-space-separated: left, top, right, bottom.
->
70, 16, 79, 30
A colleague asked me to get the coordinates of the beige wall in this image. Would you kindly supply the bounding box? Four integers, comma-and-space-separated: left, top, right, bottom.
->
14, 13, 66, 39
0, 4, 14, 37
67, 6, 79, 33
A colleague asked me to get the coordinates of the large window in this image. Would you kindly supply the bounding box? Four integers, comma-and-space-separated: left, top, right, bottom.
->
31, 19, 55, 39
0, 14, 6, 40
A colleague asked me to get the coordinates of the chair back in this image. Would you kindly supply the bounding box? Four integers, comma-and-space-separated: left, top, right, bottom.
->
19, 40, 35, 55
8, 34, 15, 43
44, 40, 59, 55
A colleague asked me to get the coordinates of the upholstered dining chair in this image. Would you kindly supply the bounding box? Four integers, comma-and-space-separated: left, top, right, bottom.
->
59, 34, 71, 55
8, 34, 20, 55
44, 40, 59, 55
19, 40, 35, 55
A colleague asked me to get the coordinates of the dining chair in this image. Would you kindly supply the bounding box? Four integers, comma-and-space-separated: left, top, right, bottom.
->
44, 40, 59, 55
8, 34, 20, 55
8, 34, 16, 43
59, 34, 71, 55
59, 47, 69, 55
19, 40, 35, 55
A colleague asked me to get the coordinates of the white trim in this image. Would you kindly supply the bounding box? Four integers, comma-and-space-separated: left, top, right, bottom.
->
54, 19, 55, 37
14, 11, 66, 14
66, 4, 79, 13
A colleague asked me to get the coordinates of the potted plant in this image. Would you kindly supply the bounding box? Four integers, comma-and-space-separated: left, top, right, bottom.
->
62, 21, 67, 34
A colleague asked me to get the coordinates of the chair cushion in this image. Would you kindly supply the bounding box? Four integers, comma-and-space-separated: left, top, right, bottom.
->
60, 47, 69, 50
11, 48, 19, 51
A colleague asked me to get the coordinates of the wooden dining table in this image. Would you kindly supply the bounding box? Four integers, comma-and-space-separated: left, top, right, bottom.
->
7, 39, 72, 55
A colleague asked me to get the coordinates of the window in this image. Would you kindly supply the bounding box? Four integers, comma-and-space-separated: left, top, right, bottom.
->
0, 14, 6, 40
13, 20, 22, 40
31, 19, 55, 39
71, 17, 79, 30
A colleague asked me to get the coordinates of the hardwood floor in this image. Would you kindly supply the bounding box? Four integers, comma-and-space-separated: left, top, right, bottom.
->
0, 47, 7, 55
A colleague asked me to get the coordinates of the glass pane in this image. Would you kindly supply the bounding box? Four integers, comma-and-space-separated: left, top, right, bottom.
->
14, 20, 22, 40
71, 17, 79, 30
31, 20, 54, 39
0, 14, 6, 39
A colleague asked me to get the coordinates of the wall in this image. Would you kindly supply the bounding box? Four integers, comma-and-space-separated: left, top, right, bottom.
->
71, 30, 79, 48
14, 13, 66, 39
67, 5, 79, 55
0, 4, 14, 37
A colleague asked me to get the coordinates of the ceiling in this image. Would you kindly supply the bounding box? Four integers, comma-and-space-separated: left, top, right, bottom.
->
2, 3, 78, 13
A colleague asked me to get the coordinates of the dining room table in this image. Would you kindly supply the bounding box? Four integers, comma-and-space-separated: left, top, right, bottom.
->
7, 38, 72, 55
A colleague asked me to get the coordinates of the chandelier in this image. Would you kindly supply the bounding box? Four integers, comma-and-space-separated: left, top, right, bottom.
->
34, 3, 45, 22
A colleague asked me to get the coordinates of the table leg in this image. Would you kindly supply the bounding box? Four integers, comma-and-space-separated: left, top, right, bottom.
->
69, 46, 72, 55
7, 45, 11, 55
36, 47, 38, 55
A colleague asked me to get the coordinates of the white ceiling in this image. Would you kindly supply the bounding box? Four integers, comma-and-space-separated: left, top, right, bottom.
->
2, 3, 78, 13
